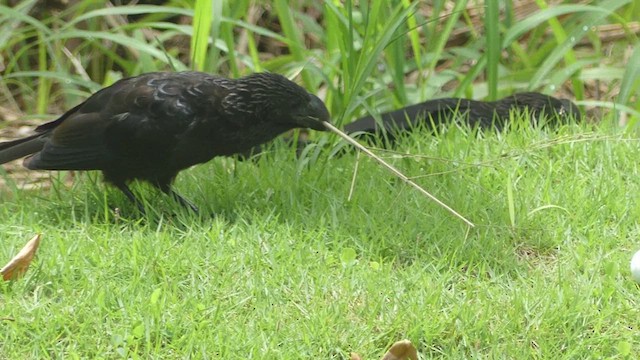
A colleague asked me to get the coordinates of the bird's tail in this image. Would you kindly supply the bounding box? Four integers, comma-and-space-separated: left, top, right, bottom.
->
0, 133, 47, 165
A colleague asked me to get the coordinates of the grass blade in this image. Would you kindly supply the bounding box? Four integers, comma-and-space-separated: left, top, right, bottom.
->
485, 0, 500, 100
191, 0, 213, 71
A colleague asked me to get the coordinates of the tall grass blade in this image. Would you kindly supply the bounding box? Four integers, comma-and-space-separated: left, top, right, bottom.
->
274, 0, 312, 88
191, 0, 213, 71
485, 0, 501, 100
618, 43, 640, 105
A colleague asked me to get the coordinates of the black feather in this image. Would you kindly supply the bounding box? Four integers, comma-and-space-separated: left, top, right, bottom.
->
0, 133, 47, 164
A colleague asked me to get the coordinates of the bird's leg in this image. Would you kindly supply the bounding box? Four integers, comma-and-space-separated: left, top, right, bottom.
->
115, 182, 146, 215
156, 183, 199, 213
170, 190, 200, 213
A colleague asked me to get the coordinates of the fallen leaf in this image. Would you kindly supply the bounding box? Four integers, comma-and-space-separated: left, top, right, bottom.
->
381, 339, 417, 360
1, 234, 41, 281
351, 339, 418, 360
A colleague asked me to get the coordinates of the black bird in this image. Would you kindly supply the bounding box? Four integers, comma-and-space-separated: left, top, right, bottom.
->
0, 72, 330, 213
343, 92, 582, 145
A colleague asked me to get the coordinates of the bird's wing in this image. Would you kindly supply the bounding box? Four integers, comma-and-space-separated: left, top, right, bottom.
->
100, 73, 231, 164
28, 72, 229, 171
25, 112, 111, 170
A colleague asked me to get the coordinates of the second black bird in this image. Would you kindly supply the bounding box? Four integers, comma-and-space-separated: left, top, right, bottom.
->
0, 72, 330, 213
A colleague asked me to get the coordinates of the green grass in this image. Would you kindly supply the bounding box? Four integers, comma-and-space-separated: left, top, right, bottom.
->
1, 0, 640, 358
2, 117, 640, 358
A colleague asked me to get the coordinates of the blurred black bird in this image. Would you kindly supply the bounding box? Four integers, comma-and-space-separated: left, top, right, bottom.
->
343, 92, 582, 145
0, 72, 330, 213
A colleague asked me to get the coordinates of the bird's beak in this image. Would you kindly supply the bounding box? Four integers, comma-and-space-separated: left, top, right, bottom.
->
296, 94, 330, 131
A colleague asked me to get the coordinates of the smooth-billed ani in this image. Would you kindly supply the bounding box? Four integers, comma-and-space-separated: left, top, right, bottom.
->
343, 92, 582, 145
0, 71, 330, 213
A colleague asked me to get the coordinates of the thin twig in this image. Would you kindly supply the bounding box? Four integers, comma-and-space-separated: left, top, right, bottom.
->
323, 121, 474, 227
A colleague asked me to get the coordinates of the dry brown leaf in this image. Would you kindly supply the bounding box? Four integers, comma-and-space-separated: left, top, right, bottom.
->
351, 339, 418, 360
381, 339, 417, 360
1, 234, 41, 281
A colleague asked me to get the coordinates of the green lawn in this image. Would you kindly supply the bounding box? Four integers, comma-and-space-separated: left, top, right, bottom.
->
1, 119, 639, 358
1, 1, 639, 357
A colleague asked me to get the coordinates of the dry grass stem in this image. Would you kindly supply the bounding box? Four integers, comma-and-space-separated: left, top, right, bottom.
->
323, 121, 474, 228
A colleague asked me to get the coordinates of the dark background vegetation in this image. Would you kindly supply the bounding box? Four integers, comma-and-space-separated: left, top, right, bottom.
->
1, 0, 638, 127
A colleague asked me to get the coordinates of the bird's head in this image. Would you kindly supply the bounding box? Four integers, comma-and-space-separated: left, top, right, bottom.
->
285, 92, 331, 131
229, 73, 330, 131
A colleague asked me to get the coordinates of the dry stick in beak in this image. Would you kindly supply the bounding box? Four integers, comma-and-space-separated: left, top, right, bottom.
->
322, 121, 475, 228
